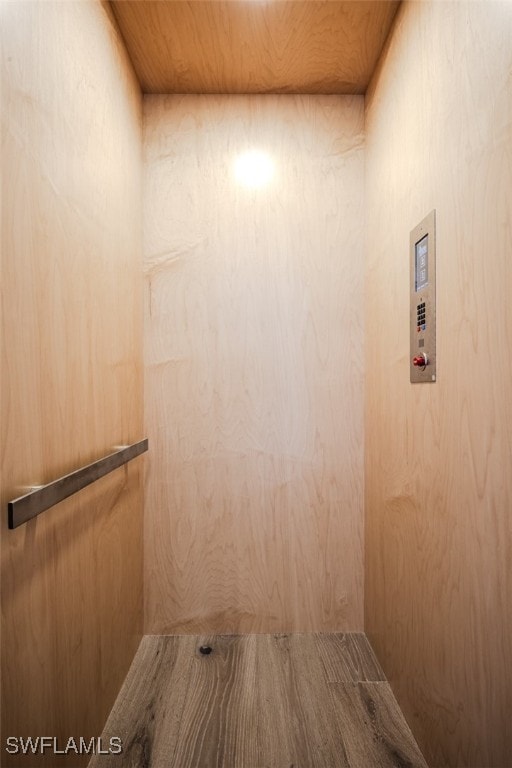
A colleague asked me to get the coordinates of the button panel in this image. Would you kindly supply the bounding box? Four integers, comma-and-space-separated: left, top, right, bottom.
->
416, 301, 426, 331
410, 210, 436, 383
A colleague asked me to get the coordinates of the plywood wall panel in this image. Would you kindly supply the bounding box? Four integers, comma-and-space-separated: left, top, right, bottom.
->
1, 2, 143, 765
365, 2, 512, 766
143, 95, 364, 635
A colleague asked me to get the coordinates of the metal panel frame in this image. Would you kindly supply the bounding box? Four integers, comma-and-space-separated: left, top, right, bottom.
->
410, 210, 436, 383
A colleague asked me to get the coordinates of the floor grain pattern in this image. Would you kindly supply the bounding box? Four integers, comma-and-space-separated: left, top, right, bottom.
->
89, 633, 428, 768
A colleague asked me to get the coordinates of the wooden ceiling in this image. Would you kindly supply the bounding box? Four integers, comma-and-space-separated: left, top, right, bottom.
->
110, 1, 401, 95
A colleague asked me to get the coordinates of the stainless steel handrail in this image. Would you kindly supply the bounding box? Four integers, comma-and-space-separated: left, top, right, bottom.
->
7, 439, 148, 529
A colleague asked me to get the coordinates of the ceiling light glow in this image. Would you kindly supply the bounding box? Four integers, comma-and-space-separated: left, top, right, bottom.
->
233, 150, 274, 189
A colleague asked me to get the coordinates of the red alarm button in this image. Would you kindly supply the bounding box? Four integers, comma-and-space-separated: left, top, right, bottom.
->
413, 354, 428, 367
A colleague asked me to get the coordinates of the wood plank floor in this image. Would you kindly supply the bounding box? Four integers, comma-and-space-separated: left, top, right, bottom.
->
89, 633, 428, 768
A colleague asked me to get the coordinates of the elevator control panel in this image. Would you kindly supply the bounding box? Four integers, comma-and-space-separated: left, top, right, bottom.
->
410, 210, 436, 383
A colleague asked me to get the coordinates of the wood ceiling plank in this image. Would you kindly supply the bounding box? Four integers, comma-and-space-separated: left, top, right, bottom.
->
110, 1, 400, 94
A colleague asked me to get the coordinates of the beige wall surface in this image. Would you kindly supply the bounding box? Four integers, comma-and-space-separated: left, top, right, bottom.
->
143, 95, 364, 635
0, 2, 143, 765
365, 2, 512, 766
